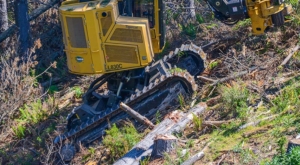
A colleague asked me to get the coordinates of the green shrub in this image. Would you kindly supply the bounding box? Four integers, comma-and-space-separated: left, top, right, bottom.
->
48, 85, 59, 94
72, 86, 83, 98
192, 113, 202, 131
219, 82, 249, 119
102, 123, 142, 162
182, 23, 197, 38
208, 60, 219, 70
265, 146, 300, 165
196, 14, 205, 24
233, 19, 251, 30
272, 81, 300, 112
12, 124, 26, 139
18, 99, 46, 124
13, 99, 48, 139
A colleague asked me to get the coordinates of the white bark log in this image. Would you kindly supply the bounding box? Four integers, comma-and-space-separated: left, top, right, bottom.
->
113, 103, 207, 165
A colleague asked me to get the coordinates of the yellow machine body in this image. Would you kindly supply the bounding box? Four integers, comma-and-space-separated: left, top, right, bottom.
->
59, 0, 163, 75
246, 0, 286, 35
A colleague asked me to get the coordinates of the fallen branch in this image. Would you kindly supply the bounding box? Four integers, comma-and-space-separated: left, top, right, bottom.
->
197, 76, 216, 82
58, 90, 75, 109
181, 151, 204, 165
120, 102, 155, 129
202, 120, 234, 127
217, 154, 227, 165
279, 45, 299, 66
206, 95, 221, 106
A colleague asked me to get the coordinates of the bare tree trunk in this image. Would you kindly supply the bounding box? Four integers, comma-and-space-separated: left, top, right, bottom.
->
14, 0, 30, 57
189, 0, 195, 18
0, 0, 8, 48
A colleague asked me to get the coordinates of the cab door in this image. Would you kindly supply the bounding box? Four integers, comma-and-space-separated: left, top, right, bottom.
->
63, 15, 94, 74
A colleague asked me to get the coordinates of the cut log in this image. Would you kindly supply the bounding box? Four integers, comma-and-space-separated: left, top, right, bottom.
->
120, 102, 155, 129
287, 139, 300, 153
113, 103, 207, 165
181, 151, 204, 165
151, 134, 177, 158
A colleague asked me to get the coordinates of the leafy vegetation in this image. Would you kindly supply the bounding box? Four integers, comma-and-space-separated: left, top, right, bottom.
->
192, 113, 202, 131
182, 23, 197, 38
233, 19, 251, 30
72, 86, 83, 98
102, 123, 142, 162
265, 146, 300, 165
208, 60, 220, 70
12, 99, 50, 139
219, 82, 250, 119
178, 93, 186, 110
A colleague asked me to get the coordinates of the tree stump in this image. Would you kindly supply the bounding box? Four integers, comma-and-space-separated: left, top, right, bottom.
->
287, 139, 300, 153
151, 134, 177, 159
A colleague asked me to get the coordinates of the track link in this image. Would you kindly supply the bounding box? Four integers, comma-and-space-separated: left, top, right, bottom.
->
54, 43, 205, 145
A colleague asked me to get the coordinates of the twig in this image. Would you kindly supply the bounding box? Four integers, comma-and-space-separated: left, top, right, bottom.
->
197, 76, 216, 82
207, 85, 216, 97
206, 95, 221, 106
217, 154, 227, 165
280, 45, 299, 66
210, 67, 265, 86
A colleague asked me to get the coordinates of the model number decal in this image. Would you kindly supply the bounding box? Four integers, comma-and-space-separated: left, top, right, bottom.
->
106, 64, 122, 70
